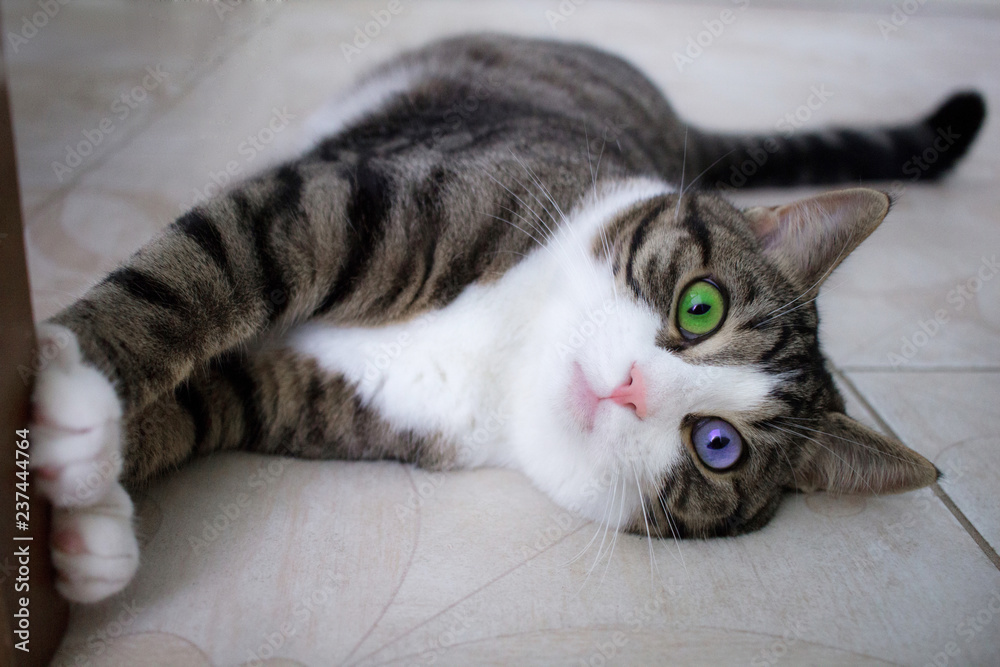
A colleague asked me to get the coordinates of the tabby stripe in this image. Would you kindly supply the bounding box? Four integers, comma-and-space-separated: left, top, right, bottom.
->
768, 136, 799, 186
314, 160, 394, 315
758, 324, 793, 364
683, 200, 712, 266
105, 267, 186, 312
263, 166, 305, 317
403, 173, 450, 311
430, 205, 509, 305
384, 168, 448, 311
624, 199, 666, 299
660, 245, 683, 309
304, 374, 327, 446
174, 210, 232, 283
174, 380, 209, 448
778, 352, 821, 372
232, 191, 291, 323
210, 351, 263, 449
272, 165, 305, 213
838, 130, 892, 179
770, 387, 806, 414
76, 314, 126, 390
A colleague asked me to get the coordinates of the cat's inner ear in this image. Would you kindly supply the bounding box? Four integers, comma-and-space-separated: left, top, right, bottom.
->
792, 412, 938, 495
743, 188, 891, 291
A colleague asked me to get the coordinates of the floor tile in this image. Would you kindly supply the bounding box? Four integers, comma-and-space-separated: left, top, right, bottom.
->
846, 370, 1000, 551
51, 456, 1000, 667
2, 0, 278, 215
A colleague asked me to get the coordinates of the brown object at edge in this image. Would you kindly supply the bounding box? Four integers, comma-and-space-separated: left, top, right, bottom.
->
0, 9, 70, 666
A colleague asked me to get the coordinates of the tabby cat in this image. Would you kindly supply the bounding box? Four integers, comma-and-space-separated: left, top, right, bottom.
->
31, 35, 986, 603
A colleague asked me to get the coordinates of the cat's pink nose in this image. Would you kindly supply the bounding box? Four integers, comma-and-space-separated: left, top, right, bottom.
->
607, 364, 647, 419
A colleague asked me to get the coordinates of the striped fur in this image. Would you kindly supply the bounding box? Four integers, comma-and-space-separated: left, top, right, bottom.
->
33, 34, 984, 601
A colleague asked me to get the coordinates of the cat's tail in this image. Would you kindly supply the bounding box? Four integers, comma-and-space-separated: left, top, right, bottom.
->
691, 91, 986, 190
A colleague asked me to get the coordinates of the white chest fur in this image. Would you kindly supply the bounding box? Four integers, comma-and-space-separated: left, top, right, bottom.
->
287, 258, 540, 468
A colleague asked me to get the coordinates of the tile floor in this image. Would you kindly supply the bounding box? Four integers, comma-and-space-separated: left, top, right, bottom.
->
4, 0, 998, 664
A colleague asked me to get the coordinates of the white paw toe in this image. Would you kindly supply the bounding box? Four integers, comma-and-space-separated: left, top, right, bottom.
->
31, 323, 123, 507
51, 485, 139, 604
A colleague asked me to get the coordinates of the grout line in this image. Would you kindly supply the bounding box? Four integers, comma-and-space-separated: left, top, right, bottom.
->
832, 370, 902, 438
932, 485, 1000, 570
839, 365, 1000, 374
835, 369, 1000, 572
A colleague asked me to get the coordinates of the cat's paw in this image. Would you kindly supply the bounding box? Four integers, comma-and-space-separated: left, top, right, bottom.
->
51, 484, 139, 603
31, 323, 124, 507
31, 323, 137, 602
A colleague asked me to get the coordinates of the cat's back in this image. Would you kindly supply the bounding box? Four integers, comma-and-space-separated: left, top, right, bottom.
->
302, 34, 681, 176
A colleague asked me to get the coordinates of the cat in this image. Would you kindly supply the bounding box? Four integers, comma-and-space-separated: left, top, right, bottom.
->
30, 34, 985, 603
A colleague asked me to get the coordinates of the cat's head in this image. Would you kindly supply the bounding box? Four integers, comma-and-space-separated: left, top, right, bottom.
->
510, 183, 937, 538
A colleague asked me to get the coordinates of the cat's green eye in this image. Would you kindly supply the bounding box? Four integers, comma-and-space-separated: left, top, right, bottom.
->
677, 279, 726, 338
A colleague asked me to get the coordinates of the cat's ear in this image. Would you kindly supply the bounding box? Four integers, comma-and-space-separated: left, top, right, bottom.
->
792, 412, 938, 495
743, 188, 890, 291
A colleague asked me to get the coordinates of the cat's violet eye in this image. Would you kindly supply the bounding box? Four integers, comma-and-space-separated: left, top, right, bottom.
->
691, 418, 743, 471
677, 279, 725, 339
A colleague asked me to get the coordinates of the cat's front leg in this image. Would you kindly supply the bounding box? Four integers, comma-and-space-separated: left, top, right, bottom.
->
32, 323, 138, 602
